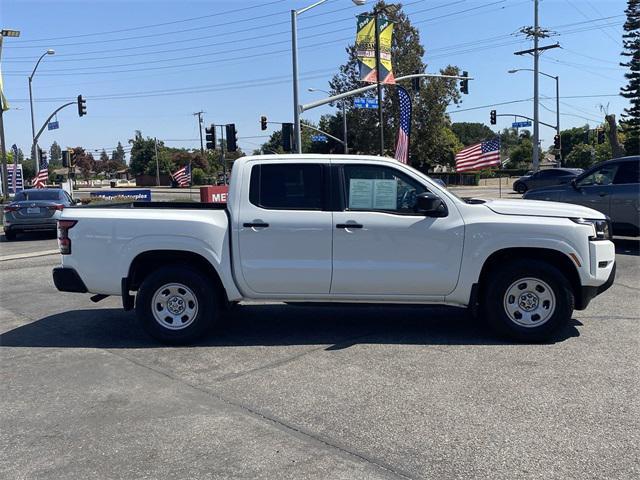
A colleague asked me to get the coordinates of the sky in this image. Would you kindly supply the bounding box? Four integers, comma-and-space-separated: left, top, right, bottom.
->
0, 0, 630, 162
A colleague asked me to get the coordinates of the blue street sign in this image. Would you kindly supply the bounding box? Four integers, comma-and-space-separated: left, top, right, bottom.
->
47, 121, 59, 130
354, 97, 378, 109
512, 121, 532, 128
311, 135, 328, 143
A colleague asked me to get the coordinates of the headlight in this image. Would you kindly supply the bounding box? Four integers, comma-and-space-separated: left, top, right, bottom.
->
571, 217, 612, 240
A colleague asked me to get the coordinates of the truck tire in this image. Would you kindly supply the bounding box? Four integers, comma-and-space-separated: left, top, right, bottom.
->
483, 259, 574, 342
515, 182, 527, 194
135, 265, 218, 344
4, 230, 16, 241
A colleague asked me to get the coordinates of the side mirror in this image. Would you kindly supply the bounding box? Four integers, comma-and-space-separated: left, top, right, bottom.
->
415, 192, 448, 217
570, 178, 579, 190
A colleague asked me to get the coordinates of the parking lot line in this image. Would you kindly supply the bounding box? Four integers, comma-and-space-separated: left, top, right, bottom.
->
0, 249, 59, 262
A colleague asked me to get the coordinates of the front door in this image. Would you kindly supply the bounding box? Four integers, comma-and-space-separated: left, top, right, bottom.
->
561, 163, 619, 217
237, 161, 333, 295
331, 164, 464, 297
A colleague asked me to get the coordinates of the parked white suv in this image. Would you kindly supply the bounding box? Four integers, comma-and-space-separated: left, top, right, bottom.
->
53, 155, 616, 344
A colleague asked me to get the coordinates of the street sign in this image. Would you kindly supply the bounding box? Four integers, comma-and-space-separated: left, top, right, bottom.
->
47, 121, 59, 130
354, 97, 378, 109
512, 121, 532, 128
311, 134, 328, 143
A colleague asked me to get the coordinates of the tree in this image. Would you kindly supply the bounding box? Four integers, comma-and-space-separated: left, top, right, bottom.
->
620, 0, 639, 154
73, 148, 95, 180
128, 131, 172, 176
451, 123, 495, 146
564, 144, 597, 169
49, 141, 62, 166
111, 141, 126, 164
325, 1, 461, 166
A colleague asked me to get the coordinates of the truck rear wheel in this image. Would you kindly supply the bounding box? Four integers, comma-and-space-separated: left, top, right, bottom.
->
135, 265, 218, 344
483, 260, 574, 342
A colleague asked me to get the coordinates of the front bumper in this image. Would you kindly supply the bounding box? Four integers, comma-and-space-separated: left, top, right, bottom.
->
577, 262, 616, 310
52, 267, 88, 293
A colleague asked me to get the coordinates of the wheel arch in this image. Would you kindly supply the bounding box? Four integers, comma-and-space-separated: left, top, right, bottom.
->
127, 250, 229, 306
476, 247, 583, 307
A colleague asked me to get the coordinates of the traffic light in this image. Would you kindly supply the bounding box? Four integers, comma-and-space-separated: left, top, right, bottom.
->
412, 69, 420, 93
61, 150, 69, 168
226, 124, 238, 152
490, 109, 497, 125
260, 116, 268, 131
205, 124, 216, 150
460, 71, 469, 95
282, 123, 293, 152
597, 129, 605, 144
77, 95, 87, 117
553, 134, 560, 150
38, 147, 46, 163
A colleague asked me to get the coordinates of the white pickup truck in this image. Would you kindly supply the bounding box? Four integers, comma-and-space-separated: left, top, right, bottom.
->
53, 155, 616, 343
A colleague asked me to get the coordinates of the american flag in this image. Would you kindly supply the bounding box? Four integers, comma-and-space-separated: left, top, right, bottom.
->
11, 144, 18, 193
394, 86, 412, 164
455, 138, 501, 172
34, 155, 49, 188
172, 163, 191, 187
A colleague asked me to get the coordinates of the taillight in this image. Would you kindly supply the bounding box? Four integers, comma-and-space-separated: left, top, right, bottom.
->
3, 205, 19, 213
57, 220, 77, 255
48, 204, 65, 211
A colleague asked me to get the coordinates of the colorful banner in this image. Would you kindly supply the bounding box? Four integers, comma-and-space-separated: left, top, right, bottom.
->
355, 15, 395, 84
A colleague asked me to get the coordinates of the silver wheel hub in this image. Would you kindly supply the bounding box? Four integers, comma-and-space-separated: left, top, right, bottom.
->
503, 277, 556, 328
151, 283, 198, 330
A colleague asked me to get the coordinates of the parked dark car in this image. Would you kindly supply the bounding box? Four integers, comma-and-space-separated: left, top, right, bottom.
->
524, 156, 640, 236
513, 168, 583, 194
2, 188, 78, 241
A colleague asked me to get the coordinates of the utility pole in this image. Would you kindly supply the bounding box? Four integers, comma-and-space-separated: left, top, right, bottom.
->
154, 137, 160, 187
219, 125, 226, 185
193, 111, 205, 157
514, 0, 559, 172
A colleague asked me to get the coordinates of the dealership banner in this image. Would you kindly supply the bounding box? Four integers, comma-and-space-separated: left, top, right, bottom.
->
90, 189, 151, 202
355, 15, 395, 84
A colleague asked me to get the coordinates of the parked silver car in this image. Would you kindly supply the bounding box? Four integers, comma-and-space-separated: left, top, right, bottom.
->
2, 188, 78, 241
524, 156, 640, 236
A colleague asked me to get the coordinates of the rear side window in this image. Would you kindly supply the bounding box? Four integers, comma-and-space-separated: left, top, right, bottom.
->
249, 163, 323, 210
613, 161, 640, 184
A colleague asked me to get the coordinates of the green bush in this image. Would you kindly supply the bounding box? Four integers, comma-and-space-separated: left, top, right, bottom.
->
191, 167, 206, 185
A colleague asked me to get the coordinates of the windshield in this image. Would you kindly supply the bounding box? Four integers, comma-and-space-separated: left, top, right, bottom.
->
14, 190, 61, 201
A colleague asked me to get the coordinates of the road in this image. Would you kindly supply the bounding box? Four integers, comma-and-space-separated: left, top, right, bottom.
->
1, 232, 638, 479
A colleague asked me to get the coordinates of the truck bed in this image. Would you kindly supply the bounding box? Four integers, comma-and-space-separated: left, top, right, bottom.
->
70, 201, 227, 210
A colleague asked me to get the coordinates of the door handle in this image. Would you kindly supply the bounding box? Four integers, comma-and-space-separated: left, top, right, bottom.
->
599, 192, 608, 197
336, 223, 363, 229
243, 222, 269, 228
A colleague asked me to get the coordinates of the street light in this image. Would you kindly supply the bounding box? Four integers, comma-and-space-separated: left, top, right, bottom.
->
29, 48, 55, 171
292, 0, 365, 153
308, 87, 348, 154
508, 68, 561, 165
0, 28, 21, 198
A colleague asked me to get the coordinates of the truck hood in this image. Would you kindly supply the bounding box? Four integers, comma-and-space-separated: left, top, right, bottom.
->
484, 198, 605, 219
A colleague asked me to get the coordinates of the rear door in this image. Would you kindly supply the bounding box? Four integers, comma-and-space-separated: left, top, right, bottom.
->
610, 159, 640, 234
236, 161, 333, 295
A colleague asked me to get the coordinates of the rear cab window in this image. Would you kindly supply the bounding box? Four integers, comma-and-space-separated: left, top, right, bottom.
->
249, 163, 324, 210
613, 160, 640, 185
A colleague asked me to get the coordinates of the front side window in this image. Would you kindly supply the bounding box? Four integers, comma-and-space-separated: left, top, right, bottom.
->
342, 165, 427, 214
578, 164, 619, 187
249, 163, 323, 210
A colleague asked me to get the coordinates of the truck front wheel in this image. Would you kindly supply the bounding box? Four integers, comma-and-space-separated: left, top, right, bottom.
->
483, 260, 574, 342
135, 265, 218, 344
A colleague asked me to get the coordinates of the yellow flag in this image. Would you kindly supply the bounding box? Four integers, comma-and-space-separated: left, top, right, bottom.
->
355, 15, 395, 84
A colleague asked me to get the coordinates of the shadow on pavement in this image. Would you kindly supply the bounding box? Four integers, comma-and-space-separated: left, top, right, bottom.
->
0, 303, 581, 349
614, 237, 639, 256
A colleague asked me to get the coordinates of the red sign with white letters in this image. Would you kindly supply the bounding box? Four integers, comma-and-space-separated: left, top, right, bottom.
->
200, 186, 229, 204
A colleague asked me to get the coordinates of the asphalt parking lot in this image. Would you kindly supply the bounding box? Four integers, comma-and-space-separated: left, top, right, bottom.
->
1, 229, 638, 479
